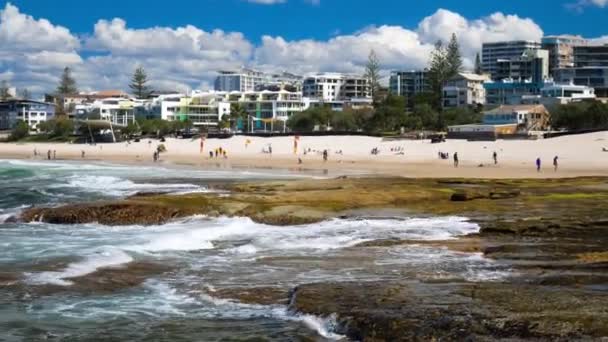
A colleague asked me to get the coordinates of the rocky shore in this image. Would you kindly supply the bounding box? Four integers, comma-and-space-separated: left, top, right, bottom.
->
15, 176, 608, 340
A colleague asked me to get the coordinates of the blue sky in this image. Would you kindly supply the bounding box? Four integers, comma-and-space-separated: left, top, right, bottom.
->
6, 0, 607, 42
0, 0, 606, 94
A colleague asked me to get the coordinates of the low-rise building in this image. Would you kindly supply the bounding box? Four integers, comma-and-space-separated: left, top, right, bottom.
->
447, 104, 550, 139
0, 100, 55, 132
76, 98, 138, 126
154, 90, 308, 131
483, 104, 550, 131
520, 82, 596, 105
442, 73, 490, 108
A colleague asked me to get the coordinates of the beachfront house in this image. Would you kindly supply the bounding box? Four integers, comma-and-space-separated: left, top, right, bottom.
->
447, 104, 550, 140
483, 105, 550, 131
0, 99, 56, 133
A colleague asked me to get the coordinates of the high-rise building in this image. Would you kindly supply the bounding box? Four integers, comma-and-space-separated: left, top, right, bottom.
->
555, 45, 608, 97
214, 68, 266, 92
389, 70, 430, 106
495, 49, 550, 83
541, 35, 588, 77
573, 45, 608, 67
482, 41, 542, 79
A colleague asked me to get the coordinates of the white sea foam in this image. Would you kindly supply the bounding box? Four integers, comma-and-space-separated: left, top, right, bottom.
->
57, 175, 203, 197
26, 248, 133, 286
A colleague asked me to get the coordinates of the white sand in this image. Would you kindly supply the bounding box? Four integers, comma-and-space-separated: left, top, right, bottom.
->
1, 132, 608, 178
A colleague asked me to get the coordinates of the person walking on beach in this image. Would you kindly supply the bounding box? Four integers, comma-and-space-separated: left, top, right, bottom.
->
34, 148, 37, 157
323, 149, 328, 162
153, 151, 158, 162
47, 150, 51, 160
81, 150, 86, 159
209, 151, 213, 159
453, 152, 459, 168
553, 156, 559, 172
53, 150, 56, 160
536, 157, 541, 172
493, 151, 498, 165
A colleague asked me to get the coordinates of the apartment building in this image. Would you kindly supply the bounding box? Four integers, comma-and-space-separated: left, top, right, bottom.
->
542, 35, 588, 77
482, 40, 542, 79
214, 69, 267, 92
573, 45, 608, 67
484, 79, 543, 106
442, 73, 490, 108
302, 73, 371, 102
555, 45, 608, 98
154, 90, 306, 131
495, 49, 549, 83
389, 70, 430, 106
0, 100, 55, 132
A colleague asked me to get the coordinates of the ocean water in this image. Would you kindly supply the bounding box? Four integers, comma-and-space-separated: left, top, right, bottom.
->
0, 159, 511, 341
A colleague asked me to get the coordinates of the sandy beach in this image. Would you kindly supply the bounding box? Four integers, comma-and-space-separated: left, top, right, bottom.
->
1, 132, 608, 178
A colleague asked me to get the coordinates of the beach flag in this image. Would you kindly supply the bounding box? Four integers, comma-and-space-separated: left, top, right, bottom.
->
200, 136, 206, 153
294, 135, 300, 155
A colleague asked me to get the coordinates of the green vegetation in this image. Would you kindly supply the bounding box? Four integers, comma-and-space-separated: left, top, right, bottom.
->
37, 118, 74, 139
56, 67, 77, 95
129, 66, 153, 99
364, 49, 381, 102
230, 103, 249, 132
474, 52, 482, 75
135, 118, 194, 137
551, 101, 608, 131
56, 67, 78, 115
8, 120, 29, 141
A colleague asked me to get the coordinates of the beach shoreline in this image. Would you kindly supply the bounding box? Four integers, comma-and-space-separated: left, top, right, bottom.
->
2, 132, 608, 179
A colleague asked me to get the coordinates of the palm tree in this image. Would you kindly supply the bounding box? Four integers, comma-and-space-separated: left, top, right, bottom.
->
230, 103, 248, 132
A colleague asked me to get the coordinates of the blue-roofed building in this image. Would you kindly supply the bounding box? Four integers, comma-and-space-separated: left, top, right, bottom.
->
0, 100, 56, 132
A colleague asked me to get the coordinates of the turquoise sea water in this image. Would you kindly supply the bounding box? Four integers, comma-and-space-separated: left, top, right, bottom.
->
0, 159, 510, 341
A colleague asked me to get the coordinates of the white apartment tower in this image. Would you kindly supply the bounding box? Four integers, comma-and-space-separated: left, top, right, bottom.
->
302, 73, 371, 102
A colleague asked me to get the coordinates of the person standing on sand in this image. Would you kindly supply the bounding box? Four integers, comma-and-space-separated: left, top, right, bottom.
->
553, 156, 559, 171
53, 150, 56, 160
323, 149, 328, 162
536, 157, 541, 172
34, 148, 37, 157
493, 151, 498, 165
47, 150, 51, 160
81, 150, 85, 159
453, 152, 459, 168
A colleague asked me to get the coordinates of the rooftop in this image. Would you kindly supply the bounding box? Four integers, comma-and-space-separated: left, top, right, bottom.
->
485, 104, 548, 114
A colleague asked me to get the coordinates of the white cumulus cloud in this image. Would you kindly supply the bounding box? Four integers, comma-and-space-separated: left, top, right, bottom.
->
0, 3, 579, 97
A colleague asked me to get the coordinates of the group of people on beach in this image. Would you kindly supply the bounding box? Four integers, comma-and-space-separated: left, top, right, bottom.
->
448, 150, 560, 172
34, 149, 56, 160
536, 156, 559, 172
209, 147, 228, 159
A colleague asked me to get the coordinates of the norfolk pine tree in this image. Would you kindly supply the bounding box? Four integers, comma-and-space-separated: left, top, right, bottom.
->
129, 66, 153, 99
